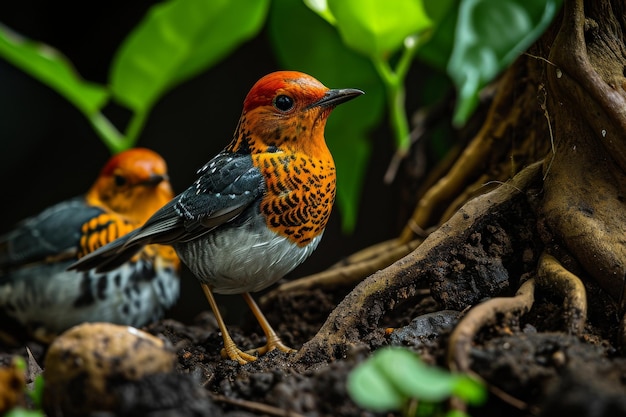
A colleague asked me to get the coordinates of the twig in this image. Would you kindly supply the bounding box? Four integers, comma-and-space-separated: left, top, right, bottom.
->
210, 393, 307, 417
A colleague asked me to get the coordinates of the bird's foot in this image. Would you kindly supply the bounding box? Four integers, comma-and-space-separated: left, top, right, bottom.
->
220, 346, 259, 364
246, 338, 297, 356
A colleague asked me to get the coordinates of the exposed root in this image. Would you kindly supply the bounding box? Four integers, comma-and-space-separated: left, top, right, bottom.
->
399, 73, 520, 242
447, 279, 536, 373
328, 239, 412, 269
210, 393, 307, 417
262, 239, 420, 303
536, 252, 587, 334
295, 162, 543, 365
439, 173, 496, 224
542, 0, 626, 312
446, 279, 536, 413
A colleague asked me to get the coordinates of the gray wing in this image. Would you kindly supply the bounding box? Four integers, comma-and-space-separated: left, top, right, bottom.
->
69, 152, 265, 272
0, 196, 101, 271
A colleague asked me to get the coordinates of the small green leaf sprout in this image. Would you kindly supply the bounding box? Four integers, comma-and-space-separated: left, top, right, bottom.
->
347, 346, 486, 417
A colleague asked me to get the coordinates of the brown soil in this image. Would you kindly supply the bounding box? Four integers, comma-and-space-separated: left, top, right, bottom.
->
4, 2, 626, 416
2, 242, 626, 417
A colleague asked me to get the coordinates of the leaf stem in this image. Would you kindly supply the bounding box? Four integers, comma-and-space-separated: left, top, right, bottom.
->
371, 36, 421, 154
372, 55, 409, 154
125, 109, 149, 148
88, 107, 149, 154
89, 113, 126, 154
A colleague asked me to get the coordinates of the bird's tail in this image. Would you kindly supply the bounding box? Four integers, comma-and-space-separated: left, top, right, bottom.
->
68, 229, 144, 273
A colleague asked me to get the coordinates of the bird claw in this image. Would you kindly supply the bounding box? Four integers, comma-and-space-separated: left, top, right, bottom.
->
246, 340, 297, 356
220, 340, 297, 364
220, 347, 259, 364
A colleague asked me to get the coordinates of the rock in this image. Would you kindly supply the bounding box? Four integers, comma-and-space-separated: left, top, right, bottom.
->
43, 322, 176, 417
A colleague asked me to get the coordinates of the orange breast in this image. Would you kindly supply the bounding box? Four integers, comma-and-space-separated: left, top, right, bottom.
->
255, 152, 336, 247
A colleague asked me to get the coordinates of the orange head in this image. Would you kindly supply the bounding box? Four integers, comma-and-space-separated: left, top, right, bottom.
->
86, 148, 173, 224
227, 71, 363, 246
226, 71, 363, 157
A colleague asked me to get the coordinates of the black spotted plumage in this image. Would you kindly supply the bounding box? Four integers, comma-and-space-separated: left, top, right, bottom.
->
0, 148, 181, 341
69, 71, 363, 364
73, 151, 266, 272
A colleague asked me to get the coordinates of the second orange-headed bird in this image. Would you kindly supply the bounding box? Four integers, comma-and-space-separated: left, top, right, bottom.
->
0, 148, 181, 342
70, 71, 364, 364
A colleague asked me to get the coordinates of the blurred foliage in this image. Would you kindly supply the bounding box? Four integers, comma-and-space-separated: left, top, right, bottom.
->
0, 0, 562, 232
3, 356, 45, 417
347, 346, 486, 417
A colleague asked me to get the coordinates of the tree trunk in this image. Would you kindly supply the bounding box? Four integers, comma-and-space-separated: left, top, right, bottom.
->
263, 0, 626, 413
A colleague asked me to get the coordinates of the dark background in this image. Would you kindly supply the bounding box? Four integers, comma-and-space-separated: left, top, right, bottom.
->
0, 1, 406, 324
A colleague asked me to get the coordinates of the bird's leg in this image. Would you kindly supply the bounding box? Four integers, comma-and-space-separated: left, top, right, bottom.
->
242, 292, 297, 355
200, 284, 257, 364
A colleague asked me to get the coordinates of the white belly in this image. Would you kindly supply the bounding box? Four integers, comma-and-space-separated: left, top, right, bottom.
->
175, 218, 322, 294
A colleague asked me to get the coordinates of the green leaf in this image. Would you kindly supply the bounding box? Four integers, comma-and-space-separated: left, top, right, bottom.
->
445, 410, 472, 417
327, 0, 432, 59
269, 0, 384, 233
27, 375, 45, 409
448, 0, 562, 126
348, 347, 487, 414
452, 375, 487, 405
4, 409, 45, 417
347, 353, 407, 411
110, 0, 269, 112
0, 24, 108, 116
417, 0, 459, 72
303, 0, 336, 24
373, 347, 458, 402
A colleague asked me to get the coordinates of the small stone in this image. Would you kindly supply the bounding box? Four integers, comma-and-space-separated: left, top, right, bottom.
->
43, 322, 175, 417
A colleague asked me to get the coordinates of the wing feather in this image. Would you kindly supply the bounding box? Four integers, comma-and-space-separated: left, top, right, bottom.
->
69, 152, 265, 273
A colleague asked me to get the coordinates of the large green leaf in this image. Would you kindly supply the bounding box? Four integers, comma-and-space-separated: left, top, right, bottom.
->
110, 0, 269, 112
416, 0, 459, 72
0, 24, 108, 116
327, 0, 432, 59
269, 0, 385, 232
448, 0, 562, 126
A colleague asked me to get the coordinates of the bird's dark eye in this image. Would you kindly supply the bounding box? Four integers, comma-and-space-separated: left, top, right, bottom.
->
273, 95, 294, 112
114, 175, 127, 187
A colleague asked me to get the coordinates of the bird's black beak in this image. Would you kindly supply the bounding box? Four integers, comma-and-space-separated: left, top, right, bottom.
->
306, 88, 365, 109
141, 174, 168, 187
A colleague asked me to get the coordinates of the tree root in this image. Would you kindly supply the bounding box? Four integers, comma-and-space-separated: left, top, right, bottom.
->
541, 0, 626, 311
262, 239, 421, 303
446, 279, 536, 412
286, 0, 626, 387
447, 279, 536, 373
536, 252, 587, 335
398, 70, 521, 242
444, 252, 588, 412
398, 53, 551, 243
295, 162, 543, 364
